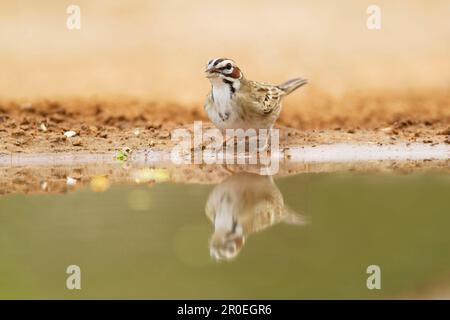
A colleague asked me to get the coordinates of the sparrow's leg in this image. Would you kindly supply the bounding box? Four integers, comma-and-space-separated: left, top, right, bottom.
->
202, 132, 235, 164
222, 135, 235, 150
257, 134, 270, 153
200, 132, 231, 153
221, 163, 237, 175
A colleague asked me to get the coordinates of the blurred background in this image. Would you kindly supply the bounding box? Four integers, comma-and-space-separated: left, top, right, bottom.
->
0, 0, 449, 102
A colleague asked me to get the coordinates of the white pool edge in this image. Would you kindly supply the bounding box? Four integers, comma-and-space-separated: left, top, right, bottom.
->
0, 142, 448, 167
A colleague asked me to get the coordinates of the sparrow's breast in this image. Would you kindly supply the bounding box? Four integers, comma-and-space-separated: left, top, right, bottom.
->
206, 89, 245, 130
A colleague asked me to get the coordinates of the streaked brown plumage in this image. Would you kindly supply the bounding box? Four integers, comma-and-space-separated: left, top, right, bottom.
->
204, 58, 307, 132
205, 172, 307, 261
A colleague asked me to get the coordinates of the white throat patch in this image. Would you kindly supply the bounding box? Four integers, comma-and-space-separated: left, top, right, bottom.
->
210, 77, 240, 109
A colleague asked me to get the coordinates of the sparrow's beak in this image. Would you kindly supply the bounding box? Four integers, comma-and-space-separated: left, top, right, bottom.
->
205, 67, 220, 78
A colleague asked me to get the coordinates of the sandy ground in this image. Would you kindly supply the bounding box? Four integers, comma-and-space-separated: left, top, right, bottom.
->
1, 89, 449, 195
0, 89, 449, 156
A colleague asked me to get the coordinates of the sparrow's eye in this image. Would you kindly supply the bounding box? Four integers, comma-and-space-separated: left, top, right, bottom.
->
225, 63, 232, 70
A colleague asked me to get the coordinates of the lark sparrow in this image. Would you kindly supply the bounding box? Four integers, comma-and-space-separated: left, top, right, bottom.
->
205, 172, 307, 261
204, 58, 307, 132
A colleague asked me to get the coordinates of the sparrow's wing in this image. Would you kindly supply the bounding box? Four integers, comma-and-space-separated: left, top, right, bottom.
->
248, 81, 284, 115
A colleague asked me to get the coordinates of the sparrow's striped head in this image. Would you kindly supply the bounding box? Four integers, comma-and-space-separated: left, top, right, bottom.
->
205, 58, 243, 80
209, 230, 245, 262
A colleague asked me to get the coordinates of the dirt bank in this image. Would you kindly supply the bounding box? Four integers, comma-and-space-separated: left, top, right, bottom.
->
0, 89, 449, 155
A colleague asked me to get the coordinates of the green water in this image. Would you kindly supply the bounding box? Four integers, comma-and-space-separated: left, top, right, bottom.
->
0, 171, 449, 299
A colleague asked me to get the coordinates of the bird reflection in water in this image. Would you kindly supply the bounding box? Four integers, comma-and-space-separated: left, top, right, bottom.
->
205, 172, 307, 261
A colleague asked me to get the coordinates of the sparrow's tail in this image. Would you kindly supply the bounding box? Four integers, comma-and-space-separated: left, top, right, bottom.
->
282, 205, 309, 226
278, 78, 308, 96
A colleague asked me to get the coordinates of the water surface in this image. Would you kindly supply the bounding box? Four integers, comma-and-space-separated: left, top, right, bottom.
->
0, 164, 449, 299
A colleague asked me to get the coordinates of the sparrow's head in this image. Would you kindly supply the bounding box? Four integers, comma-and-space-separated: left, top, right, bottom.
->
205, 58, 243, 81
209, 229, 245, 262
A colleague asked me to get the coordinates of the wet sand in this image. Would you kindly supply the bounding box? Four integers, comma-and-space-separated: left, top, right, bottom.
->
1, 147, 448, 195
